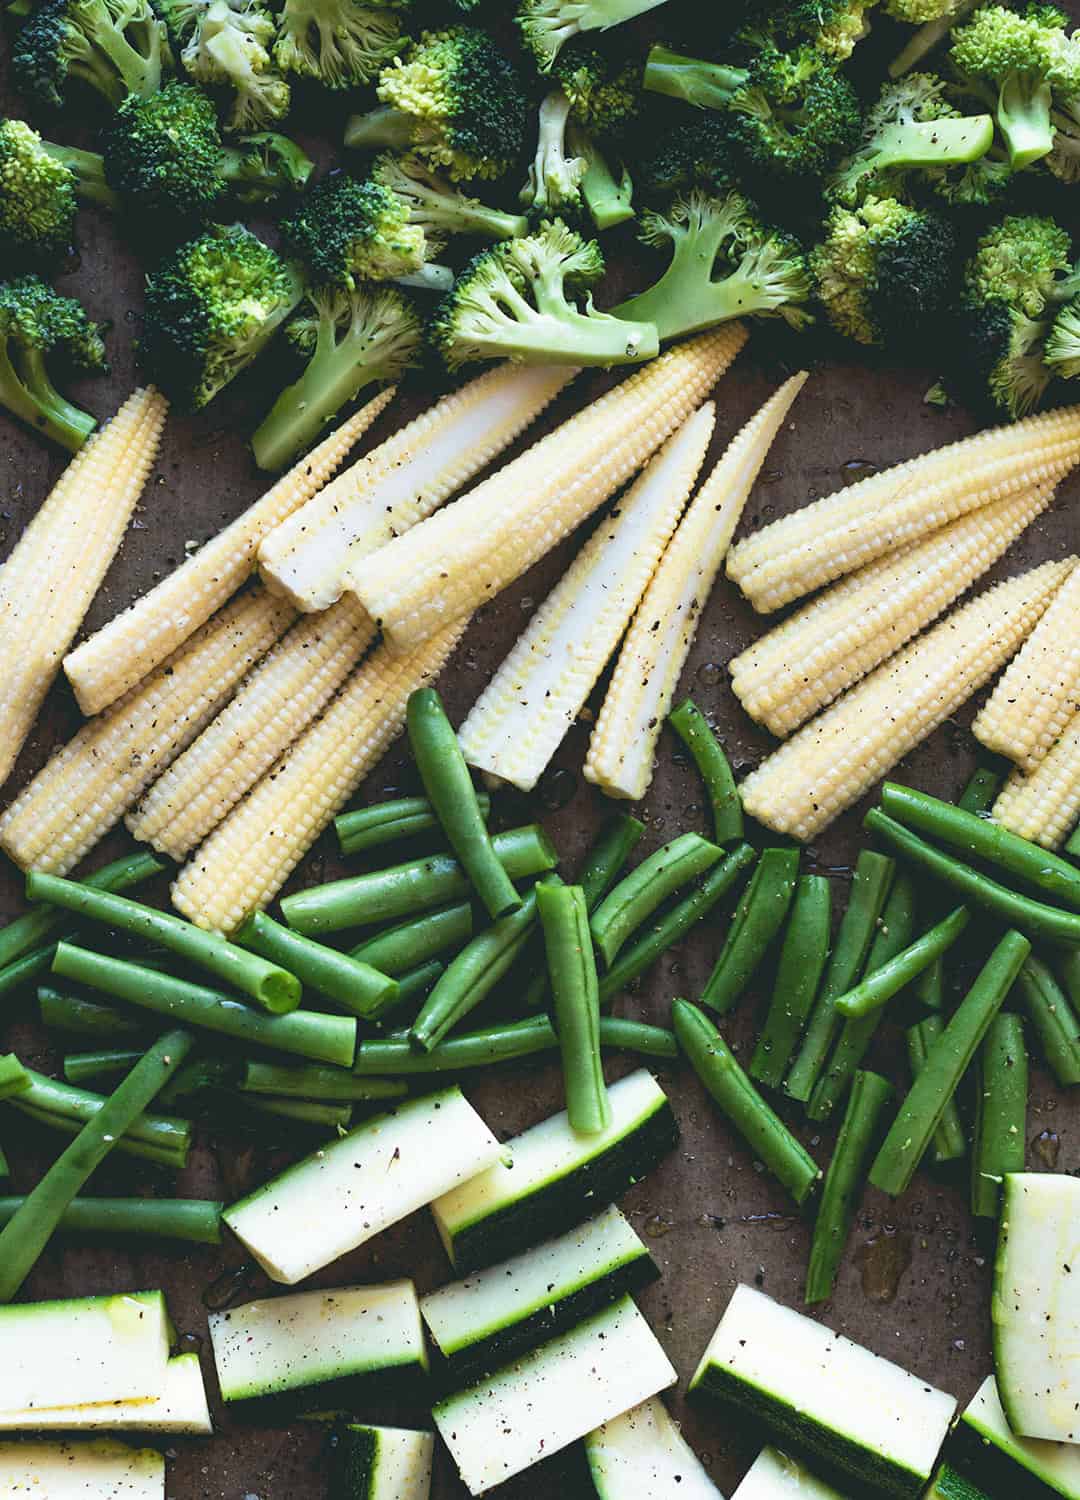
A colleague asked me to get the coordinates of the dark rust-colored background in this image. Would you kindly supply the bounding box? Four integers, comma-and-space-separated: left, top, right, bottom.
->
3, 26, 1080, 1497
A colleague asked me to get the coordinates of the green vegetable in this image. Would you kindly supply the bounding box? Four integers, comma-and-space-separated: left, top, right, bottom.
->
350, 904, 474, 976
353, 1015, 678, 1073
635, 113, 730, 199
701, 848, 799, 1014
393, 959, 446, 1008
236, 909, 397, 1021
282, 174, 428, 289
163, 0, 289, 131
520, 91, 587, 217
0, 275, 107, 453
12, 0, 171, 110
907, 1015, 967, 1165
1015, 955, 1080, 1086
371, 152, 529, 244
971, 1012, 1027, 1218
0, 850, 163, 974
0, 1195, 223, 1242
591, 833, 722, 967
834, 907, 969, 1019
336, 793, 492, 857
538, 883, 609, 1135
579, 815, 645, 909
273, 0, 406, 87
243, 1096, 352, 1129
958, 764, 1005, 814
0, 1057, 29, 1098
63, 1049, 143, 1086
750, 875, 832, 1090
574, 130, 634, 230
0, 119, 116, 264
240, 1061, 406, 1101
11, 1098, 185, 1167
39, 985, 147, 1039
518, 0, 669, 71
668, 699, 743, 846
15, 1065, 190, 1157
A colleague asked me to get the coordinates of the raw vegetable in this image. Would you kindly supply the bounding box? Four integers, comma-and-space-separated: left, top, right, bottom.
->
592, 832, 722, 967
971, 1012, 1027, 1218
750, 876, 832, 1090
12, 0, 170, 110
538, 883, 609, 1134
517, 0, 669, 70
0, 1352, 211, 1435
240, 1062, 405, 1102
164, 0, 289, 131
586, 1396, 722, 1499
273, 0, 405, 87
833, 907, 969, 1019
0, 1439, 164, 1497
327, 1425, 435, 1500
352, 1015, 678, 1073
960, 765, 1006, 814
994, 716, 1080, 850
907, 1017, 967, 1165
669, 699, 743, 846
63, 1049, 143, 1086
701, 848, 799, 1014
733, 1447, 851, 1499
236, 910, 397, 1020
10, 1065, 189, 1157
0, 851, 162, 973
337, 795, 491, 857
948, 1374, 1080, 1499
350, 903, 475, 976
371, 151, 529, 244
0, 1197, 223, 1242
1015, 956, 1080, 1087
39, 986, 147, 1039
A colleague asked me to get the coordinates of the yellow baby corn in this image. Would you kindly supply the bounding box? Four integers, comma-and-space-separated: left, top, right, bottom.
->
0, 587, 295, 874
258, 364, 577, 612
727, 402, 1080, 613
345, 326, 748, 654
63, 391, 392, 716
585, 373, 807, 803
171, 621, 468, 933
0, 387, 167, 787
457, 402, 716, 791
739, 559, 1075, 842
993, 712, 1080, 848
730, 480, 1059, 738
973, 558, 1080, 772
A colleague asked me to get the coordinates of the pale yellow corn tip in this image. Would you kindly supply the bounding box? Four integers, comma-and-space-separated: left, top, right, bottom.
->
993, 711, 1080, 849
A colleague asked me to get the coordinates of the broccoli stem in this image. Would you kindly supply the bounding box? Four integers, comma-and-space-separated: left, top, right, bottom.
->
0, 344, 97, 453
492, 274, 658, 365
889, 0, 979, 78
431, 198, 528, 242
863, 115, 996, 175
643, 46, 748, 111
344, 105, 421, 152
41, 144, 120, 210
83, 11, 161, 104
573, 130, 634, 230
614, 220, 767, 341
997, 73, 1056, 167
393, 263, 455, 293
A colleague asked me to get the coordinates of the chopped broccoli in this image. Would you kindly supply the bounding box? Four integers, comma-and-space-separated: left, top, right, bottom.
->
965, 212, 1079, 316
0, 117, 116, 263
250, 283, 421, 470
344, 28, 528, 181
12, 0, 171, 110
634, 111, 732, 198
1046, 297, 1080, 376
0, 275, 107, 452
282, 173, 429, 288
139, 223, 303, 409
370, 151, 528, 247
430, 218, 658, 369
613, 189, 811, 342
812, 195, 959, 347
742, 0, 877, 60
888, 0, 979, 78
1046, 93, 1080, 179
273, 0, 406, 89
569, 126, 634, 228
553, 40, 644, 137
517, 0, 669, 72
221, 133, 315, 205
165, 0, 290, 131
956, 297, 1053, 415
521, 91, 587, 219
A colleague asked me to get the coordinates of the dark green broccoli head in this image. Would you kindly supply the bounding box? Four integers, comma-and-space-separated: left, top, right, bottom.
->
725, 39, 862, 181
965, 212, 1078, 316
282, 173, 428, 288
0, 274, 107, 451
103, 80, 223, 216
955, 295, 1052, 415
273, 0, 406, 89
167, 0, 290, 131
0, 118, 78, 261
634, 112, 734, 200
12, 0, 171, 109
553, 40, 643, 138
742, 0, 875, 59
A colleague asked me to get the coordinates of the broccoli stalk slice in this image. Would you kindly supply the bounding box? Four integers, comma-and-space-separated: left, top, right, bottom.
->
570, 127, 633, 230
889, 0, 980, 78
0, 341, 97, 453
393, 263, 455, 293
87, 5, 164, 99
996, 70, 1056, 166
833, 113, 995, 201
643, 45, 749, 110
40, 143, 119, 209
344, 104, 423, 153
520, 91, 586, 216
372, 154, 528, 243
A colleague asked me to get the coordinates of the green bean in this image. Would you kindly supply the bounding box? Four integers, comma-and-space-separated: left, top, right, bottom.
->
336, 793, 491, 856
805, 1069, 894, 1305
281, 825, 557, 936
1067, 821, 1080, 861
750, 876, 832, 1091
870, 930, 1030, 1197
786, 851, 895, 1102
52, 945, 357, 1068
538, 884, 609, 1134
906, 1017, 966, 1166
240, 1061, 407, 1101
39, 985, 148, 1040
407, 688, 520, 920
242, 1096, 352, 1128
834, 907, 969, 1020
0, 1149, 9, 1181
1016, 956, 1080, 1086
353, 1015, 678, 1074
0, 1027, 195, 1300
392, 960, 445, 1008
668, 698, 743, 845
599, 844, 756, 1005
591, 833, 722, 967
701, 848, 800, 1015
0, 945, 60, 1006
0, 851, 165, 973
8, 1100, 186, 1168
64, 1050, 143, 1087
958, 765, 1005, 815
866, 809, 1080, 947
0, 1196, 223, 1243
911, 955, 945, 1016
157, 1057, 238, 1110
673, 999, 820, 1207
16, 1066, 190, 1157
579, 815, 646, 909
236, 910, 397, 1021
0, 1056, 28, 1098
971, 1012, 1027, 1218
350, 903, 474, 976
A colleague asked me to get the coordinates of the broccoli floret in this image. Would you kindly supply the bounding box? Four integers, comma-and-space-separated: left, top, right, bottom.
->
344, 28, 528, 181
956, 297, 1052, 415
888, 0, 979, 79
520, 91, 587, 219
1045, 296, 1080, 376
740, 0, 877, 60
812, 195, 959, 346
273, 0, 406, 89
166, 0, 290, 131
283, 173, 429, 288
965, 212, 1079, 315
370, 151, 528, 248
0, 275, 107, 452
643, 44, 755, 111
139, 223, 303, 409
12, 0, 171, 110
553, 39, 643, 137
612, 189, 811, 342
634, 112, 732, 198
250, 283, 421, 471
430, 218, 658, 369
569, 125, 634, 228
0, 118, 117, 264
517, 0, 668, 72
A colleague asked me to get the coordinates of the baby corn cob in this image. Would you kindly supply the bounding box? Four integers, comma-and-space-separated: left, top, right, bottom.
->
62, 392, 392, 716
739, 559, 1075, 842
730, 481, 1060, 738
457, 403, 716, 791
345, 326, 748, 654
172, 622, 468, 933
258, 364, 577, 612
585, 373, 806, 803
0, 387, 167, 787
973, 559, 1080, 772
727, 402, 1080, 613
0, 587, 295, 875
993, 712, 1080, 848
128, 598, 376, 859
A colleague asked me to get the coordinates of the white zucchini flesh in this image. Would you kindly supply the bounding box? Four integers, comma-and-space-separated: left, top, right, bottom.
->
432, 1295, 677, 1496
0, 1438, 164, 1496
0, 1291, 171, 1413
690, 1285, 956, 1499
957, 1376, 1080, 1498
224, 1088, 504, 1284
330, 1424, 434, 1500
585, 1396, 721, 1499
209, 1280, 427, 1403
0, 1354, 212, 1435
733, 1447, 851, 1499
993, 1173, 1080, 1442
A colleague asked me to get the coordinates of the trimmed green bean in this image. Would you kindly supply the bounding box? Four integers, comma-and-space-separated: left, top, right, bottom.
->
870, 930, 1031, 1197
538, 884, 609, 1134
392, 959, 445, 1008
243, 1096, 352, 1128
350, 903, 474, 976
911, 955, 945, 1016
958, 765, 1005, 815
281, 825, 557, 936
237, 910, 397, 1020
702, 848, 800, 1015
834, 907, 969, 1019
336, 793, 491, 856
805, 1069, 894, 1305
0, 851, 164, 972
591, 833, 722, 967
39, 985, 148, 1039
64, 1050, 143, 1087
750, 876, 832, 1090
407, 688, 520, 920
907, 1017, 966, 1165
353, 1014, 678, 1073
1067, 821, 1080, 861
0, 946, 59, 1005
0, 1149, 8, 1181
0, 1057, 28, 1098
0, 1196, 223, 1242
157, 1057, 238, 1110
579, 815, 646, 909
52, 945, 357, 1068
0, 1027, 195, 1300
786, 851, 895, 1103
971, 1012, 1027, 1218
8, 1100, 186, 1168
240, 1061, 406, 1101
17, 1067, 190, 1157
669, 698, 743, 845
1016, 956, 1080, 1086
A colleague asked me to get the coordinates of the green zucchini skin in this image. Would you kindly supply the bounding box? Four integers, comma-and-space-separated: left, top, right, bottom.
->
221, 1357, 428, 1424
927, 1464, 993, 1500
946, 1423, 1073, 1500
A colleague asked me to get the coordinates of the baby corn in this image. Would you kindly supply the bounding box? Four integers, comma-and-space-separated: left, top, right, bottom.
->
739, 559, 1075, 842
345, 327, 748, 654
457, 403, 716, 791
973, 559, 1080, 772
0, 587, 295, 875
63, 392, 392, 716
0, 387, 167, 786
730, 481, 1059, 738
258, 364, 576, 612
727, 402, 1080, 613
585, 373, 806, 803
993, 712, 1080, 848
172, 622, 468, 933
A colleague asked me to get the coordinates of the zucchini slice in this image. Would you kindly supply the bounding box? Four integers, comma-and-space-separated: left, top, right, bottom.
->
733, 1447, 851, 1499
0, 1438, 164, 1496
585, 1396, 721, 1499
0, 1353, 211, 1435
951, 1374, 1080, 1500
926, 1464, 992, 1500
328, 1424, 434, 1500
